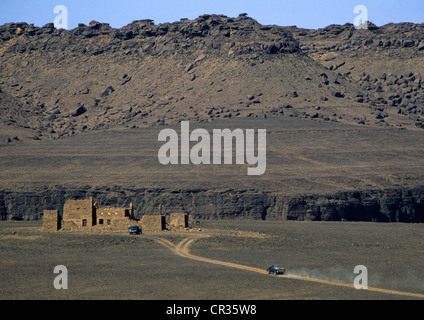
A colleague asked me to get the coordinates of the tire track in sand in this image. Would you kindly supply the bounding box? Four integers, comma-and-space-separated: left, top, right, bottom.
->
155, 236, 424, 299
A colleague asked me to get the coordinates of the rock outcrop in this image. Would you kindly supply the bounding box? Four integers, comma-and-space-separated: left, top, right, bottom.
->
0, 14, 299, 56
1, 185, 424, 223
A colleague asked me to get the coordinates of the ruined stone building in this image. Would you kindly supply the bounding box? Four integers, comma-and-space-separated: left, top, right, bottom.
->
43, 197, 188, 233
61, 197, 96, 230
97, 204, 134, 229
43, 197, 138, 232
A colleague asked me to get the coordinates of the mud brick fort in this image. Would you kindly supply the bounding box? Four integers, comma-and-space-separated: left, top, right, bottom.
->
43, 197, 188, 233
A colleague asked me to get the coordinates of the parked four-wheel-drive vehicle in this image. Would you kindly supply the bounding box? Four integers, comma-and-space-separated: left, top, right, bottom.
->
266, 265, 285, 275
128, 225, 142, 235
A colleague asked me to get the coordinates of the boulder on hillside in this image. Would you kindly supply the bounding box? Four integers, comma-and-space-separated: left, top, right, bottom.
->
71, 104, 87, 117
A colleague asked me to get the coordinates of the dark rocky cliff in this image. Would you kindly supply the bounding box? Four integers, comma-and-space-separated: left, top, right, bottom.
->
1, 185, 423, 223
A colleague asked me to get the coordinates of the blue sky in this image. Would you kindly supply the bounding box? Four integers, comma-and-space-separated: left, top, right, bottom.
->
0, 0, 423, 29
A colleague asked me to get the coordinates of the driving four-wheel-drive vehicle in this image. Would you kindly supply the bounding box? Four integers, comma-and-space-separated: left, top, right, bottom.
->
266, 265, 285, 275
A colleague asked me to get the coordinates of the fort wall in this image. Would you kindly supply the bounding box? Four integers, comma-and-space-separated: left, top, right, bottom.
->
141, 215, 166, 232
42, 210, 60, 231
169, 213, 188, 228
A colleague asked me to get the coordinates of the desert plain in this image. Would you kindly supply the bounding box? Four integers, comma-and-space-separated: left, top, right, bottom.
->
1, 218, 423, 300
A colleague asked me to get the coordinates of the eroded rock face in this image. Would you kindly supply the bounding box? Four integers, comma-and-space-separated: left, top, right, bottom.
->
1, 186, 424, 222
0, 15, 299, 57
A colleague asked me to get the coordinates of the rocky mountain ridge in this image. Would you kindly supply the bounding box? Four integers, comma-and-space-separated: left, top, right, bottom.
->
0, 14, 423, 145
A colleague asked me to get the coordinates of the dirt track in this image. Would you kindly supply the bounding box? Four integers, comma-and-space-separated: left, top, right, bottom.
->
154, 234, 424, 299
156, 236, 267, 274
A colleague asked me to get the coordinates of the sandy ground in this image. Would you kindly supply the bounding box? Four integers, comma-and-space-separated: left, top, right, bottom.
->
2, 117, 424, 194
0, 219, 423, 300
